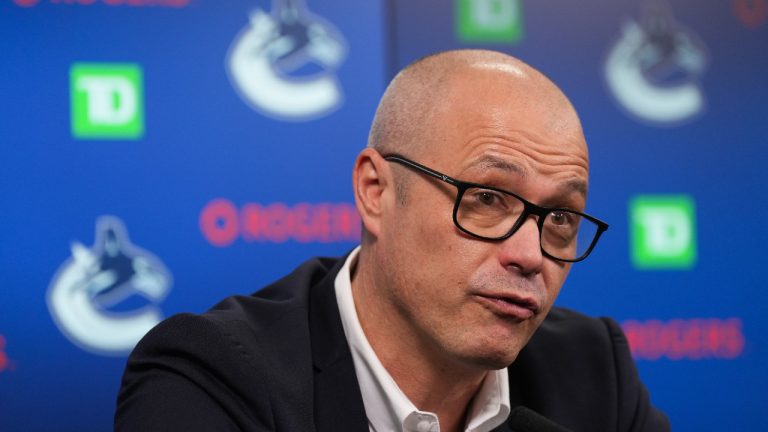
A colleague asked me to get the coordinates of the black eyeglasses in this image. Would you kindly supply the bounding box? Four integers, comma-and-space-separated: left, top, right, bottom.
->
384, 155, 609, 263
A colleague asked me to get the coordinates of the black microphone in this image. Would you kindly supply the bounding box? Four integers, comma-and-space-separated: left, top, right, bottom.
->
508, 406, 574, 432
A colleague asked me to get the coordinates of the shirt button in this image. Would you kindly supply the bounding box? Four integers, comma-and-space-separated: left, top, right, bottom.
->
416, 419, 433, 432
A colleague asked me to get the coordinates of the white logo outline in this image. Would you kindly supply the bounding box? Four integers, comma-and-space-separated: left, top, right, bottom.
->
46, 216, 172, 356
604, 1, 708, 126
226, 0, 348, 121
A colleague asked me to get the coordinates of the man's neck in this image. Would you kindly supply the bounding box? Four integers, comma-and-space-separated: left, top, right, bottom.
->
351, 252, 488, 432
382, 353, 486, 432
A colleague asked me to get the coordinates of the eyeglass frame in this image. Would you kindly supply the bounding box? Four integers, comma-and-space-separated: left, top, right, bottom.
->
382, 154, 609, 263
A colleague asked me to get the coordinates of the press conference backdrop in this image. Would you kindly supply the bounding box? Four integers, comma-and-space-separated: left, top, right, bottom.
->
0, 0, 765, 430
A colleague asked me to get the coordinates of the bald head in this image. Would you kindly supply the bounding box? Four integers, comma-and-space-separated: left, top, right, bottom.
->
368, 50, 584, 159
366, 50, 586, 206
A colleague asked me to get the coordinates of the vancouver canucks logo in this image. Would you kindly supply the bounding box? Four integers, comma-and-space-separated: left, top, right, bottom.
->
226, 0, 348, 121
605, 0, 708, 125
47, 216, 172, 356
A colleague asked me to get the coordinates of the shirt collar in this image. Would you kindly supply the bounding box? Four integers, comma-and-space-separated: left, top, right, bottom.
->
334, 247, 511, 432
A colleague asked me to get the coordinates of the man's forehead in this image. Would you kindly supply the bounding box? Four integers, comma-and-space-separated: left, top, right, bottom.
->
467, 154, 527, 176
429, 66, 589, 170
461, 154, 589, 197
377, 50, 586, 171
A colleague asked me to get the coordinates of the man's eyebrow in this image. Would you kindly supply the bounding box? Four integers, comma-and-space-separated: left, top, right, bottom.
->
467, 155, 588, 197
466, 155, 527, 177
562, 179, 588, 197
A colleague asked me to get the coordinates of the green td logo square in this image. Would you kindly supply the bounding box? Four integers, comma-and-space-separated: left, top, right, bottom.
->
456, 0, 524, 43
70, 63, 144, 139
630, 195, 697, 269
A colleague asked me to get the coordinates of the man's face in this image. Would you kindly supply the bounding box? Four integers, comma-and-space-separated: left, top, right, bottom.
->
376, 67, 590, 370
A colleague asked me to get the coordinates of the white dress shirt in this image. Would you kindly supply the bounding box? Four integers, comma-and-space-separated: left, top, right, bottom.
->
335, 247, 511, 432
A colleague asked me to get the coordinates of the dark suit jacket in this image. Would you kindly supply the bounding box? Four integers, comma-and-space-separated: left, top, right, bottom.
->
115, 256, 670, 431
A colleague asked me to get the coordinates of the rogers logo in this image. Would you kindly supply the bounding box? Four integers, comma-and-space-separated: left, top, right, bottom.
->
200, 199, 361, 247
734, 0, 768, 28
13, 0, 189, 7
13, 0, 39, 6
622, 318, 745, 361
0, 334, 12, 373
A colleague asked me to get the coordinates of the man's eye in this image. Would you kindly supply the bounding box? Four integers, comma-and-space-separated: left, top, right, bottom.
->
477, 192, 496, 205
477, 191, 498, 206
550, 211, 572, 226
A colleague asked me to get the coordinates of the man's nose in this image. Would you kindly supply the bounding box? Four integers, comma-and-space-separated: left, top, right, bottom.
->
497, 216, 544, 276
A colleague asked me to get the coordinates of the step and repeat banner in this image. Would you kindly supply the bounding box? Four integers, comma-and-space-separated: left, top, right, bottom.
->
1, 0, 766, 430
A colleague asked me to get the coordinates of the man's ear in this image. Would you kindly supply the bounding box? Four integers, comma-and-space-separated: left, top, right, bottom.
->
352, 148, 391, 239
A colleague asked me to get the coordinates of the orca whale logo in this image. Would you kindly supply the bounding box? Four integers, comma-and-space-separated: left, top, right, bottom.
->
47, 216, 172, 356
605, 0, 707, 125
226, 0, 348, 121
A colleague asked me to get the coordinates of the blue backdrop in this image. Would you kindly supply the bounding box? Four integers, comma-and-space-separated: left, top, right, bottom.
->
1, 0, 766, 430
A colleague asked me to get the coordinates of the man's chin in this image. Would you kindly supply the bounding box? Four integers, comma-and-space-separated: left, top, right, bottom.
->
457, 345, 523, 371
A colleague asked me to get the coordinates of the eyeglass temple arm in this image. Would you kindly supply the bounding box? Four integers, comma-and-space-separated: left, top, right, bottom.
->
384, 155, 458, 186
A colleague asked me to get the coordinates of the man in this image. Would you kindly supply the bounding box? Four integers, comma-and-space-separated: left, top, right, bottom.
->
116, 50, 669, 431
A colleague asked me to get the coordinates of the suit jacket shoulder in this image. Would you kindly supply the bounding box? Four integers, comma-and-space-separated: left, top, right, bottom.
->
115, 255, 367, 432
508, 307, 670, 431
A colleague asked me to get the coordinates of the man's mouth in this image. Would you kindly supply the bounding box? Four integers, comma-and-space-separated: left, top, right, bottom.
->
472, 292, 540, 321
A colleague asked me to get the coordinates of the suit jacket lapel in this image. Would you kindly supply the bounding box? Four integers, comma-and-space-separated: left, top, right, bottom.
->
309, 257, 369, 432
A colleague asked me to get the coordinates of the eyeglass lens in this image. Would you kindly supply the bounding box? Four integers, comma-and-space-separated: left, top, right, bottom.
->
456, 186, 598, 261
